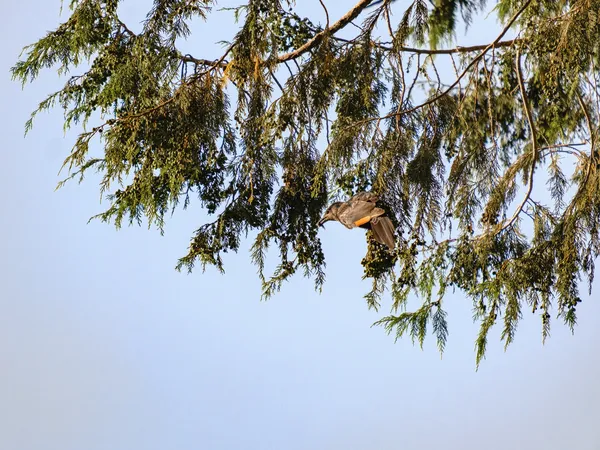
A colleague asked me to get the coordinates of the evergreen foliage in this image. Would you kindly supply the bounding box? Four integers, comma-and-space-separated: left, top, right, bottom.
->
13, 0, 600, 365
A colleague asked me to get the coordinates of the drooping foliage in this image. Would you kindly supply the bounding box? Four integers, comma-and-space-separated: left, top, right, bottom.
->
13, 0, 600, 365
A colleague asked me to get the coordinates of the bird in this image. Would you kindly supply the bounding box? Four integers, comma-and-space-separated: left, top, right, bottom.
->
318, 192, 396, 250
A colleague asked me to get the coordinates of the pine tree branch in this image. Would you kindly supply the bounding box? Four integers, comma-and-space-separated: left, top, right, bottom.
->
181, 54, 227, 67
108, 43, 235, 125
540, 142, 587, 158
318, 0, 330, 29
561, 91, 598, 221
277, 0, 374, 62
395, 39, 521, 55
115, 17, 135, 37
348, 0, 534, 128
332, 36, 522, 55
500, 46, 538, 233
576, 90, 595, 153
181, 38, 523, 70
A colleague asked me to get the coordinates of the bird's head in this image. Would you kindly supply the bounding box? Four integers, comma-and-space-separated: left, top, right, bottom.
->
318, 202, 343, 227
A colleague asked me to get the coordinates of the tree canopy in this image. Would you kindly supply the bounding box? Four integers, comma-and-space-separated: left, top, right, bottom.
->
12, 0, 600, 365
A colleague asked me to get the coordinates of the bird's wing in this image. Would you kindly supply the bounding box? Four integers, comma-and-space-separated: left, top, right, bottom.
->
350, 192, 379, 203
337, 201, 384, 228
370, 216, 396, 250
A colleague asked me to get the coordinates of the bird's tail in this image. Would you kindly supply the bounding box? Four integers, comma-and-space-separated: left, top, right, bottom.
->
370, 217, 396, 250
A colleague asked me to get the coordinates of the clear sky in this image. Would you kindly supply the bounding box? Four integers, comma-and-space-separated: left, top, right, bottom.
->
2, 1, 599, 450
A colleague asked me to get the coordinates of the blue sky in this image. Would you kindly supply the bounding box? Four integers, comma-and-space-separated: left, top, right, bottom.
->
2, 1, 599, 449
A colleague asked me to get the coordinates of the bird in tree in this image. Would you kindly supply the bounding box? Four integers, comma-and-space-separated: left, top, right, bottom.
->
319, 192, 396, 251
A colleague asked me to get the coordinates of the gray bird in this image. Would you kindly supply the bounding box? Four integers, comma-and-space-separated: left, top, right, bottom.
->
318, 192, 396, 250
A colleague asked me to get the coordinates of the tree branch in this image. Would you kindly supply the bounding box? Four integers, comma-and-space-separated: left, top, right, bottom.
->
318, 0, 330, 29
182, 38, 522, 71
349, 0, 533, 128
181, 54, 227, 68
500, 46, 538, 233
332, 36, 522, 55
277, 0, 374, 62
576, 90, 595, 154
395, 39, 522, 55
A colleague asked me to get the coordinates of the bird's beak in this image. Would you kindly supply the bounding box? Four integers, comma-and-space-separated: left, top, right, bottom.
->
318, 216, 328, 228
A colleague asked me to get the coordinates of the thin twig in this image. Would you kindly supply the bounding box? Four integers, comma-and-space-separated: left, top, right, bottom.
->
384, 2, 394, 40
115, 17, 136, 37
318, 0, 330, 29
181, 55, 227, 68
332, 36, 522, 55
576, 90, 595, 153
502, 46, 538, 233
